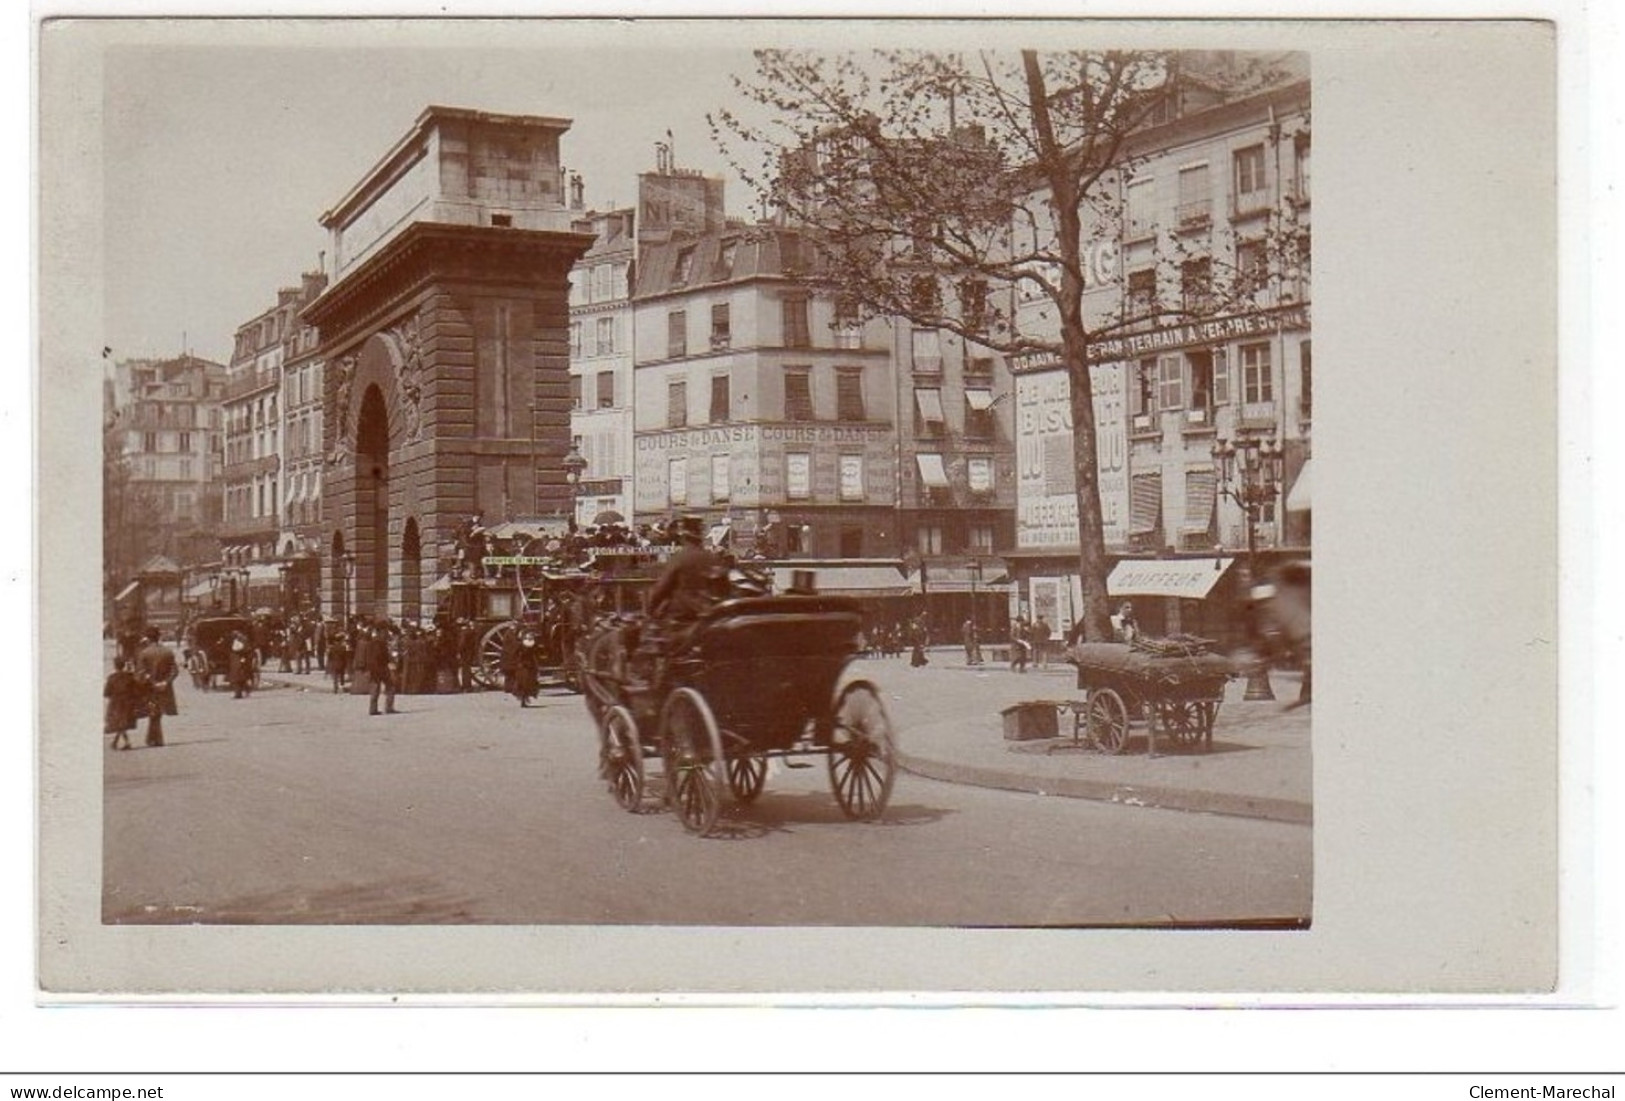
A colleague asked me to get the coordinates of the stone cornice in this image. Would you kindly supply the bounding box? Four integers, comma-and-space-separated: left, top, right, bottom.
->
305, 222, 596, 352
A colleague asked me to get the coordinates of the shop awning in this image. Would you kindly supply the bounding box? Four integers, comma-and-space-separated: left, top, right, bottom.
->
966, 388, 996, 411
1286, 459, 1312, 512
114, 580, 142, 602
1108, 557, 1235, 600
707, 523, 733, 548
1182, 468, 1217, 533
914, 387, 945, 425
773, 565, 921, 599
916, 453, 950, 488
1129, 473, 1162, 535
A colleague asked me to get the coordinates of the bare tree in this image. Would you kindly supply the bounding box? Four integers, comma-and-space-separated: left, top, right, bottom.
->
713, 49, 1294, 641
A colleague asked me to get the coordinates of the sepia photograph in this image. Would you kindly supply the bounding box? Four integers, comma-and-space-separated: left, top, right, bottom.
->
37, 15, 1561, 997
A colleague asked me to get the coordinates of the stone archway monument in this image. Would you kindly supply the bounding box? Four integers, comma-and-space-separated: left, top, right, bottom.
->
306, 106, 594, 622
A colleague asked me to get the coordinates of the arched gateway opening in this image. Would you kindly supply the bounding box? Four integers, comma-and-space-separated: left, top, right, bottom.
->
355, 384, 390, 619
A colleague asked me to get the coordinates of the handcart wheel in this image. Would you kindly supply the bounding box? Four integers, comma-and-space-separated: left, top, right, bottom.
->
660, 687, 725, 836
1157, 701, 1205, 747
600, 705, 645, 813
827, 680, 897, 821
1087, 688, 1130, 755
727, 754, 769, 804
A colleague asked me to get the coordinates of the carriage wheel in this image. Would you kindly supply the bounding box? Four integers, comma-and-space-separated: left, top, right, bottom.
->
475, 622, 517, 690
727, 754, 769, 804
827, 681, 897, 821
600, 705, 645, 813
660, 687, 725, 836
1088, 689, 1131, 755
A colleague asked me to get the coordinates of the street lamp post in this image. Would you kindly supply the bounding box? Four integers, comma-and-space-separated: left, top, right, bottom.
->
561, 437, 587, 529
967, 556, 983, 634
340, 552, 355, 628
1212, 433, 1285, 701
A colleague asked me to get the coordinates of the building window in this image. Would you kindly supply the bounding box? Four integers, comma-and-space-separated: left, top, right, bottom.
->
1177, 163, 1211, 227
674, 246, 696, 287
710, 374, 731, 423
593, 264, 613, 301
917, 524, 944, 556
914, 387, 946, 434
834, 296, 862, 349
1294, 133, 1311, 203
1299, 341, 1312, 420
784, 369, 814, 422
839, 454, 864, 501
178, 431, 192, 453
786, 452, 812, 500
668, 458, 687, 506
142, 432, 157, 453
667, 380, 688, 428
1233, 144, 1267, 212
911, 328, 942, 374
1186, 351, 1216, 425
1236, 238, 1268, 300
1213, 348, 1232, 405
711, 453, 731, 503
965, 388, 996, 438
836, 368, 865, 421
969, 524, 995, 554
569, 375, 583, 410
490, 213, 513, 228
597, 371, 615, 410
956, 278, 988, 333
710, 302, 730, 349
716, 241, 737, 279
595, 316, 616, 356
909, 274, 942, 316
1181, 257, 1213, 314
1127, 269, 1157, 319
667, 310, 687, 359
1159, 354, 1184, 411
783, 295, 811, 348
967, 456, 994, 494
1241, 342, 1274, 404
1126, 177, 1155, 238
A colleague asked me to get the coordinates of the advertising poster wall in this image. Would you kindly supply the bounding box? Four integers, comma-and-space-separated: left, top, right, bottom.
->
1015, 364, 1128, 551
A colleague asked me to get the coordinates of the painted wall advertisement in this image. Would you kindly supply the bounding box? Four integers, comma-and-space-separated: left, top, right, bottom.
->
634, 424, 893, 514
1015, 364, 1128, 551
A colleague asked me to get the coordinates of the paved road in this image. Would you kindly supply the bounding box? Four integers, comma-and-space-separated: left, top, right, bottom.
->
103, 665, 1311, 926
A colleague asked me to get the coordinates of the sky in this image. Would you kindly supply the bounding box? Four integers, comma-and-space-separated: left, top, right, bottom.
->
98, 24, 775, 365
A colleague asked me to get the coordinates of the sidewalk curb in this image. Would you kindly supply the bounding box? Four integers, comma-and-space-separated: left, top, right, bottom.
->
895, 750, 1313, 826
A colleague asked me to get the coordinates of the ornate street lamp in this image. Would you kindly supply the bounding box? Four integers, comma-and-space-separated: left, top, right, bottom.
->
561, 437, 588, 528
1212, 433, 1285, 701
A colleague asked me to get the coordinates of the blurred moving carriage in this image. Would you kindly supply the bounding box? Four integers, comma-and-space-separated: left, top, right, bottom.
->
182, 614, 260, 691
1066, 637, 1236, 756
578, 584, 898, 837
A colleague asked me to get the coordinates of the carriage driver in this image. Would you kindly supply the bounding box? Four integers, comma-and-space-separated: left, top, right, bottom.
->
646, 515, 728, 628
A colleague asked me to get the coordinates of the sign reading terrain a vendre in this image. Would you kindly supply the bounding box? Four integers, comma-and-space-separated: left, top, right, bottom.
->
1008, 305, 1312, 374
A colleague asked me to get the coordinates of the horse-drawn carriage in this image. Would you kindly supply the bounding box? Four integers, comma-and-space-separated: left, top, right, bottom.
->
578, 588, 898, 837
183, 614, 259, 691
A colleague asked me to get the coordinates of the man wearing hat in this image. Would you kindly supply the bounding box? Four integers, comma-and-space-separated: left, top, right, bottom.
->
134, 626, 179, 747
647, 515, 726, 626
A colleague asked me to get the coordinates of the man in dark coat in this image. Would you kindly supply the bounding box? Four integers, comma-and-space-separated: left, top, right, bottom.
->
365, 620, 399, 716
647, 517, 725, 624
227, 630, 255, 699
134, 627, 179, 747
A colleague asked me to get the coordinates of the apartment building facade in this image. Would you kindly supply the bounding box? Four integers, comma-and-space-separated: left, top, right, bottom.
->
630, 225, 903, 563
568, 207, 637, 526
1009, 67, 1311, 642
